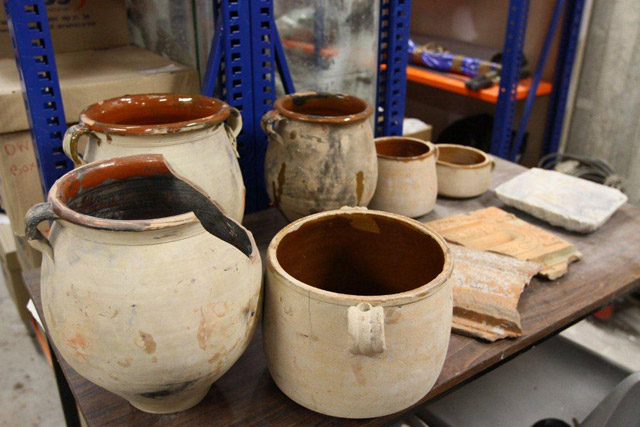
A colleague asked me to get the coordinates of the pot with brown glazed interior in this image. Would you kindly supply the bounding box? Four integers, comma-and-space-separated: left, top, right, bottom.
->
369, 136, 439, 217
435, 144, 495, 198
24, 154, 262, 414
263, 207, 453, 418
262, 92, 378, 221
62, 93, 245, 222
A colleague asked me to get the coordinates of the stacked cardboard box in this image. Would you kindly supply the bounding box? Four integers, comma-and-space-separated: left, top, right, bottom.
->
0, 0, 200, 324
0, 221, 31, 332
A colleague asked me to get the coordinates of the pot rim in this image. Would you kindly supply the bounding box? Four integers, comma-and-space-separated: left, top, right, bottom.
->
436, 143, 492, 170
375, 136, 436, 161
267, 208, 453, 306
274, 91, 374, 124
49, 154, 199, 232
79, 93, 232, 136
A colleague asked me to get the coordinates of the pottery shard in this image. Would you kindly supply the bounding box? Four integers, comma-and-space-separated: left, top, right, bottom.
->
449, 244, 542, 341
427, 206, 582, 279
494, 168, 627, 233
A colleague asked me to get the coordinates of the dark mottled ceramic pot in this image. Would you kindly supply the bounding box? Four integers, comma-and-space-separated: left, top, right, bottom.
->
262, 92, 377, 221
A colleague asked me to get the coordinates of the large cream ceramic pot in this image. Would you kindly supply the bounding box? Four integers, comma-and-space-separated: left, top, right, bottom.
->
263, 207, 453, 418
436, 144, 495, 198
262, 92, 378, 221
25, 155, 262, 414
62, 93, 245, 222
369, 137, 438, 217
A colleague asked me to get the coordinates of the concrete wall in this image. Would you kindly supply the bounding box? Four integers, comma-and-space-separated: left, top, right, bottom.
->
565, 0, 640, 205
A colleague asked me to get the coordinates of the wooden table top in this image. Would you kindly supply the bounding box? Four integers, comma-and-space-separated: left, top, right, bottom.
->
23, 158, 640, 426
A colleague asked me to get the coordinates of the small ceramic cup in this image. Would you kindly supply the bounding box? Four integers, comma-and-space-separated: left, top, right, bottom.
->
436, 144, 495, 198
369, 137, 438, 217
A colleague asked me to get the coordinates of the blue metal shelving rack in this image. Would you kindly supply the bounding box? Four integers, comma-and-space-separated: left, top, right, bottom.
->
3, 0, 73, 194
490, 0, 585, 159
5, 0, 582, 208
201, 0, 295, 213
376, 0, 412, 137
5, 0, 411, 213
543, 0, 586, 156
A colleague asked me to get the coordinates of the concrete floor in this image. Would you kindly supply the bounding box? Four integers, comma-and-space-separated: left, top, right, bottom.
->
0, 273, 64, 427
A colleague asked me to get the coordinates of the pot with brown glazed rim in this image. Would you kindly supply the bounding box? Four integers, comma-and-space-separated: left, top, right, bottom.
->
25, 154, 262, 414
62, 93, 246, 222
263, 207, 454, 418
262, 92, 378, 221
435, 144, 495, 198
369, 136, 439, 217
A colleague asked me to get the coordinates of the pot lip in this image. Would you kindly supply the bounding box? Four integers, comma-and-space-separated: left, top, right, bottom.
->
267, 208, 453, 306
436, 143, 492, 170
274, 91, 374, 124
49, 154, 200, 232
375, 136, 436, 161
79, 93, 232, 136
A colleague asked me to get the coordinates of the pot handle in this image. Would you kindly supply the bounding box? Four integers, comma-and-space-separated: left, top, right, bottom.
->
63, 123, 96, 166
25, 202, 58, 261
489, 155, 496, 171
348, 302, 386, 356
224, 107, 242, 158
261, 110, 284, 145
429, 142, 439, 160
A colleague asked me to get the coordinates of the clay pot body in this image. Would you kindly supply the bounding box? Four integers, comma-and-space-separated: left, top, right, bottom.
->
369, 137, 438, 217
436, 144, 495, 198
25, 155, 262, 414
262, 92, 377, 221
63, 94, 245, 222
263, 208, 453, 418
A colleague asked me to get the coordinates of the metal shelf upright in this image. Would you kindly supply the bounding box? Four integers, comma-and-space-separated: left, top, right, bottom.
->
3, 0, 73, 194
376, 0, 412, 137
490, 0, 586, 159
202, 0, 295, 214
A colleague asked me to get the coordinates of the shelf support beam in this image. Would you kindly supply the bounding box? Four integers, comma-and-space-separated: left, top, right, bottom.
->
3, 0, 73, 194
490, 0, 530, 159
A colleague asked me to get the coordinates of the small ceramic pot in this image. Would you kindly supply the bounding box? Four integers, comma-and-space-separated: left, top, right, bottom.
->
263, 207, 453, 418
435, 144, 495, 198
62, 94, 245, 222
262, 92, 378, 221
25, 155, 262, 414
369, 137, 438, 217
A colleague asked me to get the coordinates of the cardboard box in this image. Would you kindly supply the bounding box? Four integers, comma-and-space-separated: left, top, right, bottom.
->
403, 118, 433, 142
0, 131, 46, 236
0, 0, 129, 58
0, 45, 201, 133
0, 222, 32, 331
14, 233, 42, 272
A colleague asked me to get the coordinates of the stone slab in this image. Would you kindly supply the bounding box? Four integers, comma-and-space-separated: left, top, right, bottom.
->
494, 168, 628, 233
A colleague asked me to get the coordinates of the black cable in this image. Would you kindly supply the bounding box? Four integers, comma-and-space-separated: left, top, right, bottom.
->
538, 152, 625, 191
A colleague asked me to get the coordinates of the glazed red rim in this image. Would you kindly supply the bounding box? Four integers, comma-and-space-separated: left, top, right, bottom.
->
267, 209, 453, 306
79, 93, 232, 136
375, 136, 435, 160
274, 91, 374, 124
49, 154, 198, 231
436, 144, 491, 169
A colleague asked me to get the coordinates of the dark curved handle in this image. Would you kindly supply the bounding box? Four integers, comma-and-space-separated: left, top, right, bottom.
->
25, 202, 58, 260
261, 110, 284, 144
63, 123, 95, 166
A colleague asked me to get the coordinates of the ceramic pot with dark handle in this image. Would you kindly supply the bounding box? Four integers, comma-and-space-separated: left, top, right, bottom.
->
25, 154, 262, 414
